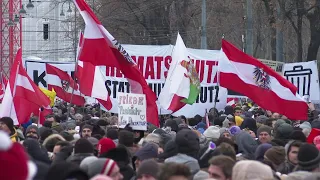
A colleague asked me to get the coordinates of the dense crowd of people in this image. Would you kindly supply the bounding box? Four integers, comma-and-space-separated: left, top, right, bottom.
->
1, 101, 320, 180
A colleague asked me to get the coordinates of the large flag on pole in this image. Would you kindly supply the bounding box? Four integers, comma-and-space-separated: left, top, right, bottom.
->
76, 31, 112, 110
46, 63, 85, 106
159, 33, 200, 112
0, 73, 7, 102
73, 0, 159, 126
0, 49, 51, 125
218, 40, 308, 120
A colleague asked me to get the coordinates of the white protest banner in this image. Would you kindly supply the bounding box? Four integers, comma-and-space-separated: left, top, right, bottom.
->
283, 60, 320, 102
118, 93, 147, 131
25, 44, 228, 118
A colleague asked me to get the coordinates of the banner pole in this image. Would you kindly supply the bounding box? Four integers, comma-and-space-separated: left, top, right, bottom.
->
10, 62, 20, 117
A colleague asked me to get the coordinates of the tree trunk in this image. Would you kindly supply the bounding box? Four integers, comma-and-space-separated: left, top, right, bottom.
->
296, 0, 304, 61
307, 3, 320, 61
262, 0, 277, 60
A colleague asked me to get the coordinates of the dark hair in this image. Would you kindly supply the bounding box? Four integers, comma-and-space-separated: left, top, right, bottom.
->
234, 107, 242, 113
209, 155, 235, 178
106, 128, 119, 140
266, 118, 277, 127
55, 141, 71, 148
74, 138, 94, 154
158, 163, 191, 180
118, 130, 134, 147
288, 141, 302, 154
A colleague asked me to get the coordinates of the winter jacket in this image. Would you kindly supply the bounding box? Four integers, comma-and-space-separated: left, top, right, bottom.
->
165, 153, 200, 175
66, 153, 94, 165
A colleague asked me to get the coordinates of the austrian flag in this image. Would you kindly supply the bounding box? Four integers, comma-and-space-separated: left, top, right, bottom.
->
46, 64, 85, 106
73, 0, 159, 126
218, 40, 308, 120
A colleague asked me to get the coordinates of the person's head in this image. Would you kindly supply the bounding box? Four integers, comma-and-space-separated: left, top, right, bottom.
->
287, 141, 302, 165
74, 138, 94, 154
87, 158, 123, 180
45, 115, 55, 122
75, 113, 83, 123
52, 141, 70, 160
257, 125, 272, 144
158, 163, 191, 180
297, 143, 320, 172
81, 124, 93, 138
272, 113, 280, 119
175, 129, 200, 158
264, 146, 286, 169
70, 107, 75, 115
97, 138, 116, 156
0, 117, 14, 135
136, 159, 160, 180
134, 143, 158, 170
25, 125, 39, 140
208, 155, 235, 180
106, 128, 119, 140
118, 130, 134, 147
232, 160, 273, 180
233, 107, 242, 116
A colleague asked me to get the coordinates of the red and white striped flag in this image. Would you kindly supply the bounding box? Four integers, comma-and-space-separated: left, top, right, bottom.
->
46, 63, 85, 106
218, 40, 308, 120
0, 49, 52, 125
77, 60, 112, 110
0, 73, 7, 102
73, 0, 159, 126
226, 98, 238, 107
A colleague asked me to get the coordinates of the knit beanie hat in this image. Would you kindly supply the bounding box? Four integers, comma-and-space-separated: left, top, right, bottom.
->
291, 130, 306, 142
264, 146, 286, 165
203, 126, 220, 140
135, 143, 158, 161
136, 159, 160, 179
25, 125, 39, 138
0, 131, 37, 180
175, 129, 200, 156
80, 156, 98, 173
274, 119, 286, 130
118, 130, 134, 147
87, 158, 117, 178
257, 125, 272, 136
255, 143, 272, 162
74, 138, 94, 154
229, 126, 241, 136
298, 143, 320, 171
256, 115, 268, 125
232, 160, 273, 180
276, 123, 294, 139
0, 117, 15, 133
98, 138, 116, 156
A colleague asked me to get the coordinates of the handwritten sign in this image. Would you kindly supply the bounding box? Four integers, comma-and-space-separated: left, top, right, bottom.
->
118, 93, 147, 131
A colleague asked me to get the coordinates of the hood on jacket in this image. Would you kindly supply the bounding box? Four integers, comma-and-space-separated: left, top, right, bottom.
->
165, 153, 200, 175
23, 138, 51, 164
236, 132, 258, 159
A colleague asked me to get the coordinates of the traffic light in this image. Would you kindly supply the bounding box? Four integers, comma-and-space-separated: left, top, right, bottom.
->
43, 23, 49, 40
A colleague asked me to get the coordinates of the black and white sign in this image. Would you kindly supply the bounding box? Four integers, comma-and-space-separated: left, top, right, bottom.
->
283, 60, 320, 102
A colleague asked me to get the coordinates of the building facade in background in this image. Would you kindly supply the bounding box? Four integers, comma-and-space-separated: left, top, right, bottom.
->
21, 0, 76, 62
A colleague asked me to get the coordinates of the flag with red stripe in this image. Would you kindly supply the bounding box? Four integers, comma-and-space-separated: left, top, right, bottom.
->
0, 49, 52, 125
218, 40, 308, 120
46, 63, 85, 106
73, 0, 159, 126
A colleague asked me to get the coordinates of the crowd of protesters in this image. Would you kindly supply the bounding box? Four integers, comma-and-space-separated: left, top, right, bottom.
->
1, 101, 320, 180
